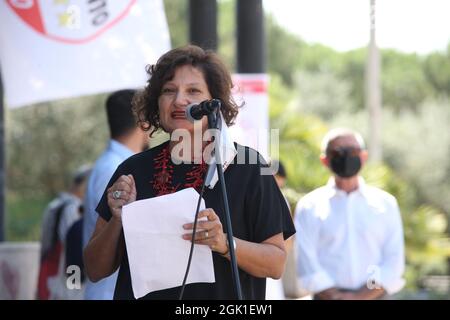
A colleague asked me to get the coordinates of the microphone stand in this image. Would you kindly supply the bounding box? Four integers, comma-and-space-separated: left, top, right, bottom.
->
207, 107, 243, 300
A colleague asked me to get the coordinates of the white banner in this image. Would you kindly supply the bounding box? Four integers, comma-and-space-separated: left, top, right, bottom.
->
0, 0, 171, 108
230, 73, 270, 162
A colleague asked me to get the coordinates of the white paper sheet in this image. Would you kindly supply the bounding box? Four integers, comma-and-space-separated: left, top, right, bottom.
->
121, 188, 215, 299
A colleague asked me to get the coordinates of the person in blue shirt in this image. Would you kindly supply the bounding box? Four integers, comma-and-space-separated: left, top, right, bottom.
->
82, 89, 149, 300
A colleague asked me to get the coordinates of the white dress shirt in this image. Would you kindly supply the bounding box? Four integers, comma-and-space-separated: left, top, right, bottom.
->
295, 177, 405, 295
82, 140, 134, 300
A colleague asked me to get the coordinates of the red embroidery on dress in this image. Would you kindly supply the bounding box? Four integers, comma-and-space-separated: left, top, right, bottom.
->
185, 161, 208, 192
151, 145, 208, 195
152, 145, 180, 196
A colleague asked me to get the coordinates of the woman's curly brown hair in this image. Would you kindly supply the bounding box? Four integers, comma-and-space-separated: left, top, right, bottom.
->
133, 45, 240, 136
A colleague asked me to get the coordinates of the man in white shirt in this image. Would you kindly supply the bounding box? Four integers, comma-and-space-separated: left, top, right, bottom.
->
82, 90, 149, 300
295, 128, 405, 300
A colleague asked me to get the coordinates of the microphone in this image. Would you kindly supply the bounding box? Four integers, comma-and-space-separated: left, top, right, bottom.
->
185, 99, 221, 122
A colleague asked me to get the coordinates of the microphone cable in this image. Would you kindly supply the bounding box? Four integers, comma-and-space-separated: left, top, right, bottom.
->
178, 167, 209, 300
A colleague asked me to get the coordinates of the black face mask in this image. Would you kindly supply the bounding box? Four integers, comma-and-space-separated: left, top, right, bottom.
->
328, 147, 362, 178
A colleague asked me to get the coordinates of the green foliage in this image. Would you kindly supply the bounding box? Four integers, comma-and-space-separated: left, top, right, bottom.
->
6, 195, 50, 241
266, 15, 304, 86
163, 0, 188, 48
423, 48, 450, 97
381, 50, 433, 112
291, 70, 356, 120
6, 95, 108, 197
269, 79, 329, 193
380, 103, 450, 216
339, 48, 367, 111
298, 43, 344, 74
217, 0, 236, 70
406, 206, 449, 257
268, 74, 295, 120
405, 205, 450, 287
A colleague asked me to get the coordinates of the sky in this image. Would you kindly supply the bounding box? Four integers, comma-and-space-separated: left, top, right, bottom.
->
263, 0, 450, 54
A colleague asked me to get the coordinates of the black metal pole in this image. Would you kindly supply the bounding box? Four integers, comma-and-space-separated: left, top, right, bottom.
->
189, 0, 217, 51
237, 0, 265, 73
207, 108, 243, 300
0, 66, 5, 242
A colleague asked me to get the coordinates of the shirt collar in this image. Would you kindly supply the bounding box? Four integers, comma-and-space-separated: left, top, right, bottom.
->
58, 191, 81, 203
326, 176, 368, 198
108, 139, 134, 159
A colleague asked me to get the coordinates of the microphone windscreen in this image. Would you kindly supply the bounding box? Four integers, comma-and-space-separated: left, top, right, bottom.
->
185, 103, 198, 123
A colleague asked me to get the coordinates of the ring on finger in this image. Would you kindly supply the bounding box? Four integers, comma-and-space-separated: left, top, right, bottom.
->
205, 230, 209, 238
112, 190, 122, 200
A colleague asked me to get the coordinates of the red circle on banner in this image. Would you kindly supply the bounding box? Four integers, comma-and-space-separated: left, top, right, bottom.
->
6, 0, 136, 44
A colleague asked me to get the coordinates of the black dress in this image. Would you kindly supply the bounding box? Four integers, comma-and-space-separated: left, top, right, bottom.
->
96, 141, 295, 300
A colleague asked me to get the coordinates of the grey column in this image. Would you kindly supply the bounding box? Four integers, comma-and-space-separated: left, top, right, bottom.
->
237, 0, 265, 73
189, 0, 217, 51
